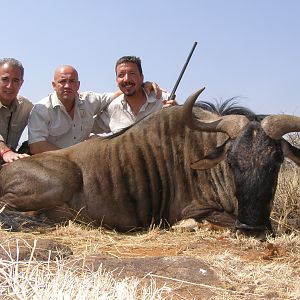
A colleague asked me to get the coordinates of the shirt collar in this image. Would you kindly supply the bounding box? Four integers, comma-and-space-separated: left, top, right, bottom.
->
52, 92, 79, 108
0, 99, 17, 111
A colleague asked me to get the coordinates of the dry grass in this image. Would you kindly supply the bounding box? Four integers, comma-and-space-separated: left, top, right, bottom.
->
272, 164, 300, 234
1, 225, 299, 299
0, 255, 171, 299
0, 164, 299, 299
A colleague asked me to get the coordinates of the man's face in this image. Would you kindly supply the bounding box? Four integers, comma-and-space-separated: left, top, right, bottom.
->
0, 63, 23, 106
116, 62, 144, 96
52, 66, 80, 102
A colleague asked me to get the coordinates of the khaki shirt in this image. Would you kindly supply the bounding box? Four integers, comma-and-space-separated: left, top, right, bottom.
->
28, 91, 114, 149
0, 96, 33, 150
93, 90, 169, 134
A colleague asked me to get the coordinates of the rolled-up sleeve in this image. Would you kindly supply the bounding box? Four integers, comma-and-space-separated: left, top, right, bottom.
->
28, 104, 50, 144
80, 92, 115, 116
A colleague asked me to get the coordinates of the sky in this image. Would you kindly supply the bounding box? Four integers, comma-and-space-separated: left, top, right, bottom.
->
1, 0, 300, 116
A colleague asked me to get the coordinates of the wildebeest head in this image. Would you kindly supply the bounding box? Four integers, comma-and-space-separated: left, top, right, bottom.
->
183, 88, 300, 237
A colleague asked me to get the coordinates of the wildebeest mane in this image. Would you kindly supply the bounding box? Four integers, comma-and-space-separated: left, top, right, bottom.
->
195, 98, 263, 121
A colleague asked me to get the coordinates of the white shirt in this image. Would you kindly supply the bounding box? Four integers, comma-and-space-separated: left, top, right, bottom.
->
28, 91, 114, 148
93, 90, 169, 134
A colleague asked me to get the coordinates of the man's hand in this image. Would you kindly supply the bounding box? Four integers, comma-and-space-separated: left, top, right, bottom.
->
163, 98, 177, 108
2, 150, 29, 163
143, 81, 166, 99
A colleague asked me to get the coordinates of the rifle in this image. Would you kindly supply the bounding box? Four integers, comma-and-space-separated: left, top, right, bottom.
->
168, 41, 198, 100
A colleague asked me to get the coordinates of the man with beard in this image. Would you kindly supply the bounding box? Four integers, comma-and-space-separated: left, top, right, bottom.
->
92, 56, 176, 134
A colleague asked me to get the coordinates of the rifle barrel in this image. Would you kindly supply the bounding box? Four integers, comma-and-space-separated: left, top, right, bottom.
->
169, 41, 198, 100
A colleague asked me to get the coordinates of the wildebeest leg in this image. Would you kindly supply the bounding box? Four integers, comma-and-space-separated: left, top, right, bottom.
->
204, 211, 236, 228
180, 200, 222, 222
175, 200, 236, 231
26, 203, 77, 223
171, 201, 220, 232
25, 191, 92, 225
0, 155, 82, 224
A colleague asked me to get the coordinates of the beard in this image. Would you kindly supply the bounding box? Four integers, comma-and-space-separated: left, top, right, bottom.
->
121, 84, 137, 97
123, 90, 136, 97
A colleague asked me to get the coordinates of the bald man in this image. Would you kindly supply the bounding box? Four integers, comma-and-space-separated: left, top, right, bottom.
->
28, 65, 117, 154
28, 65, 162, 154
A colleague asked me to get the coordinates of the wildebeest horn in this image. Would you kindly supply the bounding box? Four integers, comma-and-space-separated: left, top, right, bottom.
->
182, 88, 249, 138
261, 115, 300, 140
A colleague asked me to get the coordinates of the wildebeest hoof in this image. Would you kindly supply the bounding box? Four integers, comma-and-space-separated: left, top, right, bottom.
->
171, 218, 199, 232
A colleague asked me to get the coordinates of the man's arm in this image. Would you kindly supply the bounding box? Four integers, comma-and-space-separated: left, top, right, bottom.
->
0, 140, 29, 163
144, 82, 177, 107
28, 104, 60, 154
29, 141, 60, 154
95, 82, 164, 110
0, 97, 33, 163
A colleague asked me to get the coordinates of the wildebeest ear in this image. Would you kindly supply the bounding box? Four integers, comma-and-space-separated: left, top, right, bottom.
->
281, 139, 300, 166
191, 142, 227, 170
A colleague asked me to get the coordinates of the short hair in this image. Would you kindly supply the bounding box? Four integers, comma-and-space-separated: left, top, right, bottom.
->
0, 58, 24, 80
115, 56, 143, 76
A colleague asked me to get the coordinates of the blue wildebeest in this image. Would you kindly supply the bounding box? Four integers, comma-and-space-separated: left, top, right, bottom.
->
0, 88, 300, 237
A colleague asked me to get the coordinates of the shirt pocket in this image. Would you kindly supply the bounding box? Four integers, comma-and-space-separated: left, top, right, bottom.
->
80, 110, 94, 136
49, 123, 71, 137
